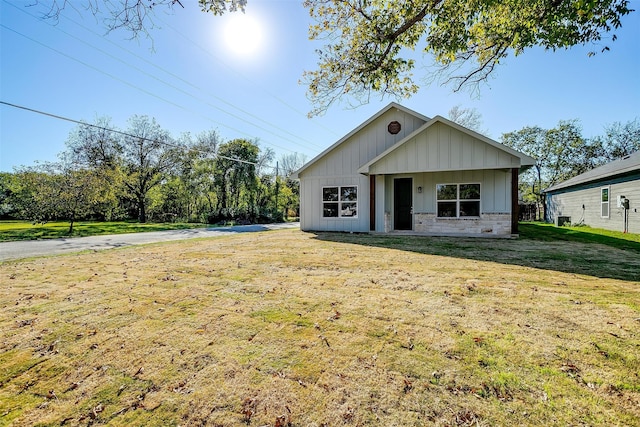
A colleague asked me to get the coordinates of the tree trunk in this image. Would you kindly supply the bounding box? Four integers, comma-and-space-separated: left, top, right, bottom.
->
536, 165, 544, 221
138, 196, 147, 223
219, 180, 228, 216
68, 217, 75, 235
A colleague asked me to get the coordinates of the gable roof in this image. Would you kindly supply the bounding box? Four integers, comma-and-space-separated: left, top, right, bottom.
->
357, 115, 536, 174
544, 151, 640, 193
291, 102, 430, 179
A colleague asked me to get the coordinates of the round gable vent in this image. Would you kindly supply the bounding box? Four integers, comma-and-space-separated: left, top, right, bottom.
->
387, 121, 401, 135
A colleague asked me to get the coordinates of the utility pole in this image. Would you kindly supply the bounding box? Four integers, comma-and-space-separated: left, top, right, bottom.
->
275, 161, 279, 219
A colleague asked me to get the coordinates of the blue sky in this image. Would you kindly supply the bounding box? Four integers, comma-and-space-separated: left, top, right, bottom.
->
1, 0, 639, 172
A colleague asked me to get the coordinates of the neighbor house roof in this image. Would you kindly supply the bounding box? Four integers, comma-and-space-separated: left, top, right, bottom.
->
357, 115, 536, 174
544, 151, 640, 193
291, 102, 430, 179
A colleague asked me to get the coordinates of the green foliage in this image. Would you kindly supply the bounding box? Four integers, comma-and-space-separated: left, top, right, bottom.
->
10, 117, 295, 227
302, 0, 633, 115
502, 119, 608, 218
0, 172, 23, 219
9, 159, 114, 234
213, 138, 260, 221
199, 0, 247, 14
42, 1, 633, 117
599, 118, 640, 160
119, 115, 180, 223
44, 1, 246, 41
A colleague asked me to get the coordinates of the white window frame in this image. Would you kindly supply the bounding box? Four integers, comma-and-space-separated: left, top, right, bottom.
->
601, 186, 610, 218
322, 185, 358, 219
436, 183, 481, 218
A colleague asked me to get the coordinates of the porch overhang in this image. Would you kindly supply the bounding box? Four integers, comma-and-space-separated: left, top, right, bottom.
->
357, 115, 534, 176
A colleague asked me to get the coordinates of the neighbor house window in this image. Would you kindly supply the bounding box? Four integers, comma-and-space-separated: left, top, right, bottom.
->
601, 187, 609, 218
436, 183, 480, 218
323, 186, 358, 218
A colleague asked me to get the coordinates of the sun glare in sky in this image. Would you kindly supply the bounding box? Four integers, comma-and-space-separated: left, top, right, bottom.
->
223, 13, 264, 58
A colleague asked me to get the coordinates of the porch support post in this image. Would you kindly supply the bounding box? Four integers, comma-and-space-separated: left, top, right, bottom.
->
369, 174, 376, 231
511, 168, 519, 234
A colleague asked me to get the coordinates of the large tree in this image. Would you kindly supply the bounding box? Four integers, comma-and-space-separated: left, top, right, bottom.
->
12, 159, 110, 233
278, 152, 308, 178
0, 172, 20, 219
302, 0, 633, 115
64, 115, 181, 223
38, 1, 633, 116
213, 138, 260, 220
40, 0, 246, 36
157, 129, 222, 222
501, 119, 605, 219
120, 116, 181, 223
600, 118, 640, 160
64, 116, 125, 220
66, 116, 121, 169
447, 105, 489, 136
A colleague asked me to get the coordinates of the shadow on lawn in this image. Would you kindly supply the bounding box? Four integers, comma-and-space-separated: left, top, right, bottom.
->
311, 224, 640, 282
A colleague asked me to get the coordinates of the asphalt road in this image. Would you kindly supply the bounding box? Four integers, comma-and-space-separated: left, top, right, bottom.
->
0, 223, 300, 261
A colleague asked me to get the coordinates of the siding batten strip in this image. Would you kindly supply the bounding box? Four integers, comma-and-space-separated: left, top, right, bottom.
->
370, 174, 376, 231
511, 168, 519, 234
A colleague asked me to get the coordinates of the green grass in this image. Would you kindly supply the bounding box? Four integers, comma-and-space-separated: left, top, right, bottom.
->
519, 222, 640, 251
1, 229, 639, 426
314, 223, 639, 281
0, 220, 210, 242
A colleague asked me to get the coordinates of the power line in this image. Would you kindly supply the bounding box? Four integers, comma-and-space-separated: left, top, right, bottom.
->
0, 21, 299, 156
0, 100, 267, 168
2, 0, 325, 154
155, 14, 341, 139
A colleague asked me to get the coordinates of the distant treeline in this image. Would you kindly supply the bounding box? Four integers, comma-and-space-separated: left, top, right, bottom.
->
0, 116, 307, 232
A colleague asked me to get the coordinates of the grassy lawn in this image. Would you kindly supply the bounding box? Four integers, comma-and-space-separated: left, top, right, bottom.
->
0, 221, 210, 242
519, 222, 640, 251
1, 227, 639, 426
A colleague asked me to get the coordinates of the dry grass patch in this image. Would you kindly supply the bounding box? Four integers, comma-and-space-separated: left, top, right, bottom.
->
1, 229, 639, 426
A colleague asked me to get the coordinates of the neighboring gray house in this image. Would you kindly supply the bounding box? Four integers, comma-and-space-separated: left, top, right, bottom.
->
544, 151, 640, 234
292, 103, 535, 236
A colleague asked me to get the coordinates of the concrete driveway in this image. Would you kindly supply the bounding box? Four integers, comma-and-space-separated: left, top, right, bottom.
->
0, 223, 299, 261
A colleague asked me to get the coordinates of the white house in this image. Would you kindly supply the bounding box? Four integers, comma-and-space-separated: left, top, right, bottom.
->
544, 151, 640, 234
292, 103, 536, 236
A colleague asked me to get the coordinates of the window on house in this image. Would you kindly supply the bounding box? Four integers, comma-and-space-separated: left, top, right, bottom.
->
601, 187, 609, 218
323, 186, 358, 218
437, 183, 480, 218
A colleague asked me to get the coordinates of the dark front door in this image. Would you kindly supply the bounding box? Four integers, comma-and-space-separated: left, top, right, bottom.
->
394, 178, 413, 230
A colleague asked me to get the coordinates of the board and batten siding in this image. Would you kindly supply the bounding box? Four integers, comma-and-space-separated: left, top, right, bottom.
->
367, 122, 521, 175
379, 169, 512, 231
546, 178, 640, 234
299, 174, 371, 232
413, 169, 512, 214
298, 109, 427, 179
298, 107, 427, 232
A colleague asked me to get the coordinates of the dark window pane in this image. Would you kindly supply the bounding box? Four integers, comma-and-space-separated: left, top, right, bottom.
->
437, 184, 457, 200
341, 202, 357, 217
323, 203, 338, 217
460, 201, 480, 217
323, 187, 338, 201
437, 201, 457, 217
601, 188, 608, 202
460, 184, 480, 200
341, 186, 357, 201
